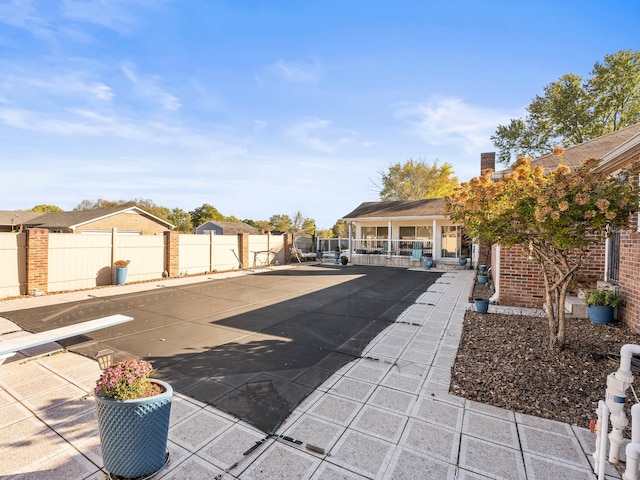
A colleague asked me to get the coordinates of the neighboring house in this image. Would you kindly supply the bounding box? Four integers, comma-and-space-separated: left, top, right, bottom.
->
195, 220, 258, 235
487, 123, 640, 332
341, 199, 475, 267
0, 211, 46, 232
0, 207, 173, 234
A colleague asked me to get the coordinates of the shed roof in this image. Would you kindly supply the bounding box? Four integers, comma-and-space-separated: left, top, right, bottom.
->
197, 220, 258, 234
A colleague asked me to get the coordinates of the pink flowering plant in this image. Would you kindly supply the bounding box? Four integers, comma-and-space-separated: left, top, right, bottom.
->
95, 359, 154, 400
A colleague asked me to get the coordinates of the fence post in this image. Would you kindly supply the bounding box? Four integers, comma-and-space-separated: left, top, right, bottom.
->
165, 231, 179, 277
26, 228, 49, 295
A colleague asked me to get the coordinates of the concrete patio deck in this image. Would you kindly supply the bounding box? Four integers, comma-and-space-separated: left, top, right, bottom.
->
0, 267, 620, 479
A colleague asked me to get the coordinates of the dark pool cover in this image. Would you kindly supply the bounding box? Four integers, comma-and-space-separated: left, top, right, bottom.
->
3, 265, 441, 433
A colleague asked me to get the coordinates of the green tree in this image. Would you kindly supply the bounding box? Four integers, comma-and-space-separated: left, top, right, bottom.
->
31, 204, 63, 213
73, 198, 171, 221
167, 208, 193, 233
190, 203, 223, 227
492, 49, 640, 165
332, 219, 348, 238
446, 151, 640, 349
374, 159, 458, 201
269, 214, 292, 232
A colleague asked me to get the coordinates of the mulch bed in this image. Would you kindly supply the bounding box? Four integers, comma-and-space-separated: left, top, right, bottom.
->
449, 308, 640, 428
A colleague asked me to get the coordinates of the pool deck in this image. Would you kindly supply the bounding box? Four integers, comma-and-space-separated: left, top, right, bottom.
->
0, 267, 620, 479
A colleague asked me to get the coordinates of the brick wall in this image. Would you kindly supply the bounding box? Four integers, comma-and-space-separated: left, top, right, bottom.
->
618, 214, 640, 332
498, 243, 605, 308
26, 228, 48, 295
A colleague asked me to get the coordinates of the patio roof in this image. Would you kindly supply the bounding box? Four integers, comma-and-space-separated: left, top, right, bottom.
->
341, 198, 447, 221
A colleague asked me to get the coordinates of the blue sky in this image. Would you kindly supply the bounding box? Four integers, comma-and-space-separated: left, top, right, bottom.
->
2, 0, 639, 229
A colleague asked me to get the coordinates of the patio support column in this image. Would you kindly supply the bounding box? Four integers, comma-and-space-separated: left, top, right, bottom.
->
432, 219, 438, 259
348, 222, 353, 258
388, 220, 392, 254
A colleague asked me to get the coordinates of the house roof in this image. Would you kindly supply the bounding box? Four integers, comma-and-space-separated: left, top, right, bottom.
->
342, 199, 447, 220
197, 220, 258, 234
0, 207, 173, 230
493, 122, 640, 178
0, 210, 45, 229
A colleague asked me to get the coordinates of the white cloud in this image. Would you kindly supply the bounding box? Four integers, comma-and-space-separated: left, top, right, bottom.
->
395, 96, 516, 153
121, 63, 181, 111
268, 58, 321, 84
286, 118, 354, 154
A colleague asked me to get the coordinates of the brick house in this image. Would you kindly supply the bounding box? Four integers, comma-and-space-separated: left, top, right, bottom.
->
0, 207, 173, 234
486, 123, 640, 332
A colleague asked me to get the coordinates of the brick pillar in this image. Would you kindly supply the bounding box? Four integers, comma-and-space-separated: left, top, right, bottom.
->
481, 152, 496, 173
164, 231, 180, 277
283, 233, 291, 264
238, 233, 249, 269
26, 228, 49, 295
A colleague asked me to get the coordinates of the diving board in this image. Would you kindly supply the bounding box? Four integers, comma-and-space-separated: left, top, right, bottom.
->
0, 314, 134, 365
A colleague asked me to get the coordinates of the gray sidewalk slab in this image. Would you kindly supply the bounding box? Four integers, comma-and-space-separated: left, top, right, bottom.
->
0, 267, 618, 479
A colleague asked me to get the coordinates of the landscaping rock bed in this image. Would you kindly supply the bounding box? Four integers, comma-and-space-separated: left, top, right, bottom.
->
450, 309, 640, 428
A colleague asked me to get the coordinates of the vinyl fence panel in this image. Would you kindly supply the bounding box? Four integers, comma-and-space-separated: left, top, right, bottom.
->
0, 233, 25, 298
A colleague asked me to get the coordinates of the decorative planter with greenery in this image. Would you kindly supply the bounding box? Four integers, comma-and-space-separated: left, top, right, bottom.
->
340, 255, 348, 265
94, 359, 172, 478
423, 255, 433, 270
113, 259, 129, 285
585, 288, 621, 324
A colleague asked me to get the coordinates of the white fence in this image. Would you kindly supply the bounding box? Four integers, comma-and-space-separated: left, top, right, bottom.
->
0, 232, 288, 299
0, 233, 25, 299
178, 234, 244, 274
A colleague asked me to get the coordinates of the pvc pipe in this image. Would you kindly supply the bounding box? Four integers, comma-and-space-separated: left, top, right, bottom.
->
595, 400, 610, 480
625, 442, 640, 480
620, 344, 640, 375
633, 404, 640, 444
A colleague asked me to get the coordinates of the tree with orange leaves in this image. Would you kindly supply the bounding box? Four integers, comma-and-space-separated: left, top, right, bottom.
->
446, 151, 639, 348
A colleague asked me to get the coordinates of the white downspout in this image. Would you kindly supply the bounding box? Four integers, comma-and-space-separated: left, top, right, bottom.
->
489, 244, 500, 303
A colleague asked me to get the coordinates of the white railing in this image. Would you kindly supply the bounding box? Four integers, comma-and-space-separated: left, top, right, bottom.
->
316, 238, 434, 257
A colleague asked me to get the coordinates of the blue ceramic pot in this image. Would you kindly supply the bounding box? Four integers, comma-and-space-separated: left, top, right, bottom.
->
477, 275, 489, 284
95, 379, 172, 478
423, 257, 433, 270
474, 298, 489, 313
588, 305, 614, 324
458, 258, 468, 266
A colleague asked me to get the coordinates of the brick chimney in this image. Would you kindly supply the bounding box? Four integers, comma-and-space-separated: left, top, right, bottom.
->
481, 152, 496, 173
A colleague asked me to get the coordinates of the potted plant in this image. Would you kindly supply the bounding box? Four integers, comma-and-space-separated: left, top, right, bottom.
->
340, 255, 348, 265
113, 259, 129, 285
423, 253, 433, 270
585, 288, 621, 324
94, 359, 172, 478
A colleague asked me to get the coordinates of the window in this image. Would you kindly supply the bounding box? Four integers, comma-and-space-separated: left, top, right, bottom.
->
440, 226, 471, 258
399, 226, 433, 255
360, 226, 388, 250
